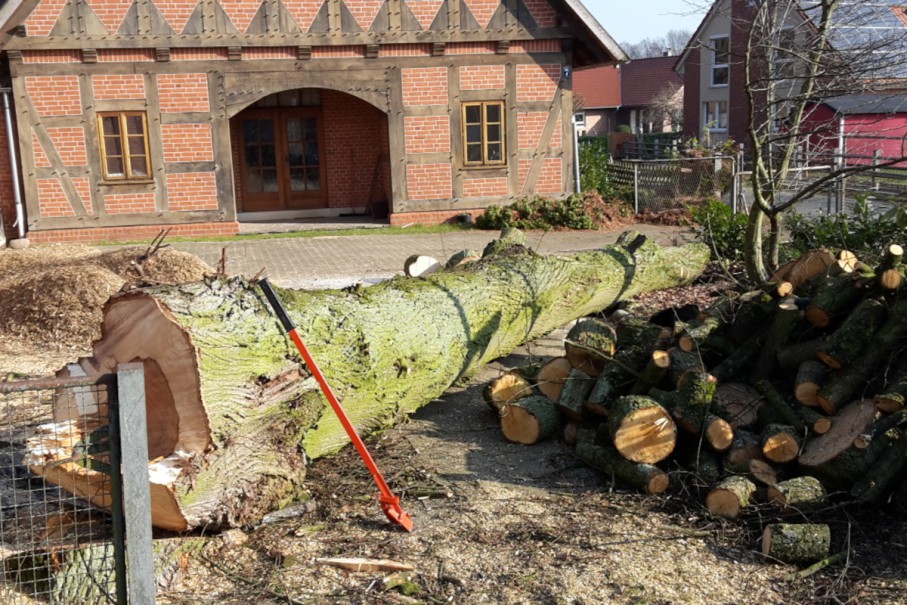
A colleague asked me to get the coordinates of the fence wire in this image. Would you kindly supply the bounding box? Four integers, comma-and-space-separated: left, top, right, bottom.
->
0, 376, 124, 605
609, 157, 736, 213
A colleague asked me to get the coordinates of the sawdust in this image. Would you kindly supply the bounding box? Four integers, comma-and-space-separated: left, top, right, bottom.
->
0, 245, 212, 369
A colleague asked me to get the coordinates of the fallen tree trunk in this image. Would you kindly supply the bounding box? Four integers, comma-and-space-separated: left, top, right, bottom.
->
38, 232, 710, 531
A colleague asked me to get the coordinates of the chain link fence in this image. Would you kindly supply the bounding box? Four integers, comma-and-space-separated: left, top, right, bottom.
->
608, 156, 736, 213
0, 366, 153, 605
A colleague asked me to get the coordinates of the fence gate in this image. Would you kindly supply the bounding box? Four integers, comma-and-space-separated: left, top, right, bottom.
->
0, 364, 153, 604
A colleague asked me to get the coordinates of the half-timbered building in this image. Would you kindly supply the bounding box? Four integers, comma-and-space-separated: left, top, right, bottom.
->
0, 0, 624, 243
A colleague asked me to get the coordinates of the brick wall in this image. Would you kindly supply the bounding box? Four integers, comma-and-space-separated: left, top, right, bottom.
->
24, 0, 67, 36
166, 173, 218, 211
36, 177, 93, 217
28, 222, 239, 244
22, 51, 80, 63
380, 44, 432, 57
404, 2, 444, 30
92, 74, 145, 100
322, 90, 390, 208
462, 177, 508, 198
171, 48, 228, 61
91, 0, 134, 34
523, 0, 557, 27
517, 64, 560, 102
464, 0, 499, 28
155, 2, 197, 34
517, 112, 561, 150
406, 163, 452, 200
45, 127, 89, 167
219, 0, 259, 33
162, 124, 214, 163
244, 48, 297, 61
97, 49, 155, 62
389, 208, 485, 226
518, 158, 562, 194
402, 67, 448, 105
104, 192, 157, 214
345, 0, 384, 31
157, 74, 209, 113
282, 1, 321, 31
446, 42, 496, 55
459, 65, 505, 90
404, 116, 450, 155
25, 76, 81, 117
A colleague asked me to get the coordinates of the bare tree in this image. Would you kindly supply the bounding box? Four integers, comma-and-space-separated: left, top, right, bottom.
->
647, 82, 684, 132
728, 0, 907, 281
621, 29, 693, 59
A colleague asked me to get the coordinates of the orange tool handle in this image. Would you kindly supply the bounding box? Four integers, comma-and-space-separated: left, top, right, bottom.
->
258, 279, 413, 531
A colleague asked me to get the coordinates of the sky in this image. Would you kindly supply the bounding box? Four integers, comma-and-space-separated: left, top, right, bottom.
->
582, 0, 709, 46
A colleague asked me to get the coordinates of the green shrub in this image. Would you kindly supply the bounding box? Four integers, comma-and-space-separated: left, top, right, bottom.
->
689, 198, 748, 262
578, 136, 613, 197
476, 193, 630, 231
785, 195, 907, 263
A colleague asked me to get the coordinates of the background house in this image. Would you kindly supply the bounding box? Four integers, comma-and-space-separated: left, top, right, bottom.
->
617, 55, 683, 135
0, 0, 626, 244
572, 64, 621, 136
574, 55, 682, 137
674, 0, 907, 150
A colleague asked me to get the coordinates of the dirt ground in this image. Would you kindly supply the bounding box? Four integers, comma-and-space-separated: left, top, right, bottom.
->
1, 243, 906, 604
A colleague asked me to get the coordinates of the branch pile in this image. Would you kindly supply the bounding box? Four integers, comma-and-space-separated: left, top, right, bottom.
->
487, 243, 907, 565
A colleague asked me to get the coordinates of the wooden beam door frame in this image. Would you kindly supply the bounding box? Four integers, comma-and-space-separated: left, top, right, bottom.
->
236, 107, 328, 213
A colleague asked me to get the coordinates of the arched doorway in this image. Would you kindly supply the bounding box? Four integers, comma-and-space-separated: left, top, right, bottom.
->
232, 88, 390, 219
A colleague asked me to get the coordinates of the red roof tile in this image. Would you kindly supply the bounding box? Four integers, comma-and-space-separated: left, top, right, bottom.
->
620, 56, 683, 107
574, 64, 621, 109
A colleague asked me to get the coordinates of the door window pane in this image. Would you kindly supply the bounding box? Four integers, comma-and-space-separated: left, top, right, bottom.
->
262, 169, 279, 192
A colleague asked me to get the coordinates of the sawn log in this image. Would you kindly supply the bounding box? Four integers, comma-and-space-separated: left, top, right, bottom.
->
38, 232, 709, 531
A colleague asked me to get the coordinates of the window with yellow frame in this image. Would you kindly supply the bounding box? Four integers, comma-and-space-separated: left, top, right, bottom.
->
462, 101, 505, 166
97, 112, 151, 181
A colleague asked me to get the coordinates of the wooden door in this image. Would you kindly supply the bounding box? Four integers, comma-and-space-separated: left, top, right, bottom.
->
238, 109, 327, 212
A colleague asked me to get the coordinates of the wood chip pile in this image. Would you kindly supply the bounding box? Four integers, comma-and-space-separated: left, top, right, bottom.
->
485, 244, 907, 565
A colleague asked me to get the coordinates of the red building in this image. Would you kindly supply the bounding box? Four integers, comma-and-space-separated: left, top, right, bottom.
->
0, 0, 625, 244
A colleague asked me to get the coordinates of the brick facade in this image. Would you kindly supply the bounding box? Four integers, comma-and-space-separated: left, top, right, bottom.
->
406, 164, 452, 200
459, 65, 505, 90
402, 67, 449, 106
2, 0, 602, 242
157, 74, 210, 113
322, 91, 391, 209
404, 116, 451, 155
162, 124, 214, 163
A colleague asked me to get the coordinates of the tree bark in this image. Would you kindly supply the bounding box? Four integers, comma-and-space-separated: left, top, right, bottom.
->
762, 524, 831, 565
38, 234, 709, 531
574, 442, 669, 495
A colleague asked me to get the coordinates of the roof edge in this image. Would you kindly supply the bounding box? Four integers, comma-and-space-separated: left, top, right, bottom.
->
674, 0, 723, 74
564, 0, 629, 65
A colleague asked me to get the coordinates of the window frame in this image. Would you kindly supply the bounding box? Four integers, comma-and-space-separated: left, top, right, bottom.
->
704, 100, 728, 132
461, 101, 506, 167
710, 35, 730, 87
97, 111, 152, 182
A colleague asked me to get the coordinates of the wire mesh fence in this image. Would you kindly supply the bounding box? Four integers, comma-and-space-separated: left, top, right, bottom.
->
609, 156, 736, 213
0, 374, 128, 605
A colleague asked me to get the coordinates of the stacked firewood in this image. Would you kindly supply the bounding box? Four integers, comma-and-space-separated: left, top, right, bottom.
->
485, 244, 907, 565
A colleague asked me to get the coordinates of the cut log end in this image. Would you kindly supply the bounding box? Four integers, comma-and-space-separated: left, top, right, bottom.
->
536, 357, 573, 402
612, 403, 677, 464
501, 396, 560, 445
706, 476, 756, 519
763, 431, 801, 464
705, 416, 734, 452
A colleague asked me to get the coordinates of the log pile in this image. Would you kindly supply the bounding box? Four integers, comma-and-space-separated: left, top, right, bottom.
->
487, 243, 907, 565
